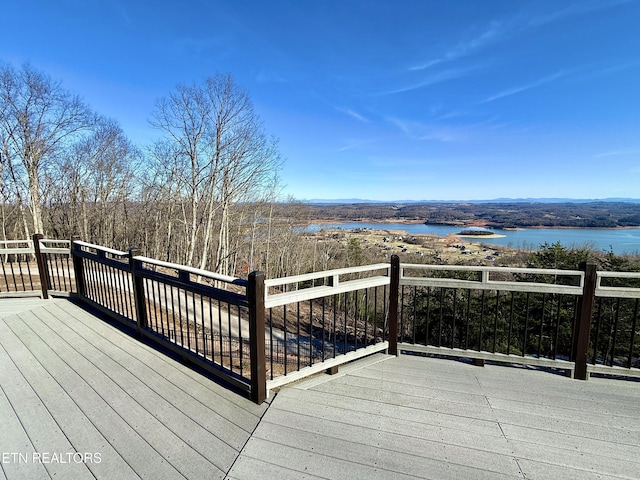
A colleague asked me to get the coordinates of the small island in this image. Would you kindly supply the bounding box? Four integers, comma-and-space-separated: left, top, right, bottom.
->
456, 228, 507, 239
458, 229, 494, 236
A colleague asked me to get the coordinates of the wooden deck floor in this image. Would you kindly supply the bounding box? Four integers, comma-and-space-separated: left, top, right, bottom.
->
1, 298, 639, 479
232, 353, 640, 480
0, 298, 267, 480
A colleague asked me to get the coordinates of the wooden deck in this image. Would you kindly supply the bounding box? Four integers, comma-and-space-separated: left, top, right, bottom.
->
0, 298, 267, 480
230, 355, 640, 480
1, 298, 639, 479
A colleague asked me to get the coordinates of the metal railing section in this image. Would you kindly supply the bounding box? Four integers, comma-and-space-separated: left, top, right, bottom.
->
132, 255, 252, 391
38, 238, 75, 294
72, 241, 258, 397
0, 239, 38, 296
72, 241, 136, 324
588, 271, 640, 378
396, 262, 584, 376
0, 235, 74, 298
263, 263, 391, 390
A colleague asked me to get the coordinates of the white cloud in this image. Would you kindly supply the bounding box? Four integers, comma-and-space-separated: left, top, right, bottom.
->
593, 147, 640, 159
411, 19, 508, 71
480, 71, 567, 103
387, 117, 465, 142
335, 106, 369, 123
336, 138, 376, 152
528, 0, 634, 27
382, 66, 478, 95
388, 115, 503, 143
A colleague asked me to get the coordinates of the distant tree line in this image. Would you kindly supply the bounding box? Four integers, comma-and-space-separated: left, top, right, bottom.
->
297, 202, 640, 228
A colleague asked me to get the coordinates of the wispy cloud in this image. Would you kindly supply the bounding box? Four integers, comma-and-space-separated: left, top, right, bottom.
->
388, 117, 466, 142
409, 59, 444, 72
337, 138, 376, 152
593, 147, 640, 159
528, 0, 633, 27
381, 66, 478, 95
410, 19, 508, 71
335, 106, 369, 123
388, 117, 461, 142
368, 155, 444, 169
412, 1, 633, 74
118, 5, 132, 26
388, 115, 505, 143
449, 20, 506, 59
480, 71, 567, 103
572, 59, 640, 84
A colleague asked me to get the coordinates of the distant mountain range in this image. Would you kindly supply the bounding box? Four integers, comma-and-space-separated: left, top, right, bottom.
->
304, 198, 640, 204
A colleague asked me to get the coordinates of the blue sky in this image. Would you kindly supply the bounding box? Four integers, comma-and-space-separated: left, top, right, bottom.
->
2, 0, 639, 201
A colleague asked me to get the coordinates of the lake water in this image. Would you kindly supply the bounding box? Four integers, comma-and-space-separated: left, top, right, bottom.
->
307, 222, 640, 255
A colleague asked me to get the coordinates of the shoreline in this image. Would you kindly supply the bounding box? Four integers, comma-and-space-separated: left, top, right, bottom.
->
306, 219, 640, 231
303, 224, 639, 256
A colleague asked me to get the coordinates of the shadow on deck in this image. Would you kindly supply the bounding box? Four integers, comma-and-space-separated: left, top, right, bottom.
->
1, 298, 638, 479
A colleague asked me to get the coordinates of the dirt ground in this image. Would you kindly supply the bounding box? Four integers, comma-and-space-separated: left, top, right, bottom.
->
310, 227, 523, 265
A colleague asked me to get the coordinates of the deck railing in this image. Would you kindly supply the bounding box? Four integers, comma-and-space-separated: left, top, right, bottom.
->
263, 263, 392, 391
396, 259, 584, 377
71, 241, 263, 401
590, 270, 640, 377
0, 234, 74, 298
1, 237, 639, 402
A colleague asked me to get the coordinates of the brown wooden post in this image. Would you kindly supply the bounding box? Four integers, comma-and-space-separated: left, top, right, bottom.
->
572, 261, 597, 380
388, 255, 400, 356
70, 236, 85, 299
32, 233, 49, 299
248, 270, 267, 404
129, 248, 148, 335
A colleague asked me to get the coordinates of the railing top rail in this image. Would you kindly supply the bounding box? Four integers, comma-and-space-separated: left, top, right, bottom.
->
0, 239, 33, 247
73, 240, 129, 257
400, 263, 583, 277
0, 239, 34, 255
400, 277, 584, 295
264, 262, 390, 288
134, 256, 248, 287
265, 275, 390, 308
399, 262, 584, 295
40, 239, 71, 246
39, 239, 71, 254
40, 238, 70, 243
0, 246, 35, 255
596, 270, 640, 298
597, 271, 640, 279
0, 238, 70, 255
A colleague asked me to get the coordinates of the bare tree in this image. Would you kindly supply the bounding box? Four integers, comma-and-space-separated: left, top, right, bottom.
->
150, 73, 281, 275
50, 117, 139, 244
143, 139, 188, 262
0, 63, 94, 235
